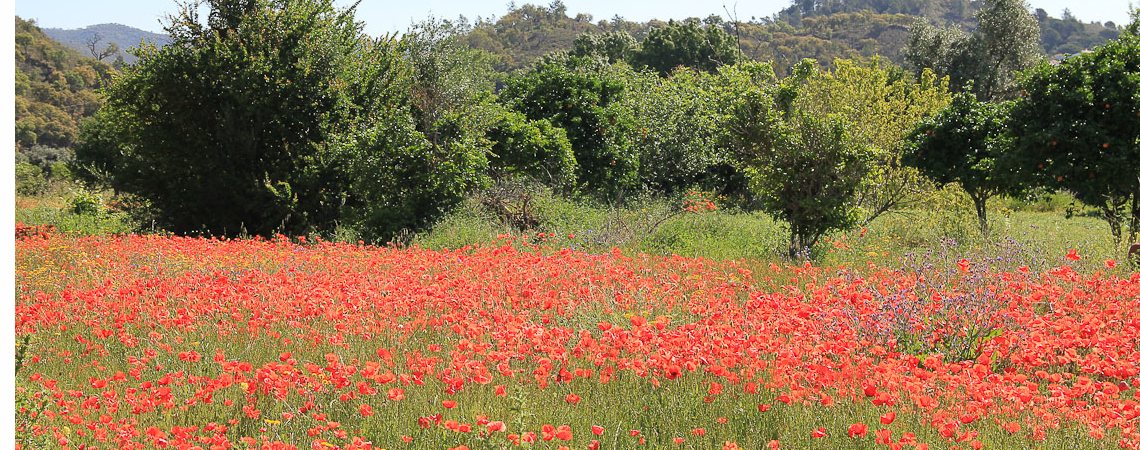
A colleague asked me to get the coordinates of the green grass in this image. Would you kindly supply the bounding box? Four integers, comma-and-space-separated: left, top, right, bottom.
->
413, 187, 1130, 272
16, 182, 1132, 271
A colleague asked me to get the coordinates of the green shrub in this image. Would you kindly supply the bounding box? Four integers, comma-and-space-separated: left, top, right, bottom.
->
68, 188, 103, 215
74, 0, 410, 238
501, 56, 640, 198
16, 162, 48, 195
486, 110, 577, 190
335, 111, 490, 244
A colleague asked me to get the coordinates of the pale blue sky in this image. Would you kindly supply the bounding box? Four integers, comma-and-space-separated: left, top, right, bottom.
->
15, 0, 1136, 35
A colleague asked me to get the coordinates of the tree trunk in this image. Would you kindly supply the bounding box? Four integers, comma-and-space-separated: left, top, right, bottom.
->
1104, 198, 1124, 245
1130, 189, 1139, 245
788, 228, 801, 259
970, 193, 989, 236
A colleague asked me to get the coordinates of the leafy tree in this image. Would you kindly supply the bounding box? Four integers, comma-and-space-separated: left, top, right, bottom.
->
905, 0, 1042, 100
333, 108, 489, 242
904, 91, 1013, 234
16, 162, 49, 196
403, 19, 499, 147
621, 65, 757, 195
570, 31, 640, 64
74, 0, 410, 237
321, 18, 501, 243
728, 60, 873, 257
1008, 19, 1140, 243
793, 58, 951, 222
500, 55, 639, 198
635, 19, 740, 75
485, 109, 577, 190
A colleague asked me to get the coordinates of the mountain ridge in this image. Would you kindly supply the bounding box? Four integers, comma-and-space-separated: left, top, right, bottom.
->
41, 22, 170, 64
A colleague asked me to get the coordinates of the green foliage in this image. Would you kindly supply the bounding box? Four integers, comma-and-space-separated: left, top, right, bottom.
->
68, 187, 103, 216
486, 110, 577, 190
571, 31, 640, 64
74, 0, 409, 238
327, 17, 508, 243
634, 19, 741, 75
792, 58, 952, 222
728, 61, 875, 257
334, 110, 489, 243
501, 56, 639, 198
16, 204, 137, 237
904, 92, 1013, 233
1008, 22, 1140, 243
15, 17, 115, 151
404, 18, 500, 144
621, 65, 756, 195
904, 0, 1042, 100
21, 145, 74, 176
16, 163, 49, 196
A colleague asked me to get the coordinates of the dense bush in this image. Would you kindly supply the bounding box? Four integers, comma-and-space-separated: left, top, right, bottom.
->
333, 110, 489, 243
74, 0, 413, 238
485, 109, 577, 190
15, 162, 48, 196
634, 19, 740, 75
728, 61, 874, 257
501, 56, 640, 198
621, 67, 735, 195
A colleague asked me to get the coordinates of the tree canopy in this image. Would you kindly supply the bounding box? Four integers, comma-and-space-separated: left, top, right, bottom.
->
74, 0, 412, 237
904, 91, 1014, 234
1007, 23, 1140, 243
904, 0, 1042, 100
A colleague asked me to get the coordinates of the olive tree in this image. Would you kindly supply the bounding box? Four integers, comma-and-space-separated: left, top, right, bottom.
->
905, 0, 1042, 101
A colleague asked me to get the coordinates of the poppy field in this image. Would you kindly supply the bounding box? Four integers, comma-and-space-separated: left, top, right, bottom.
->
14, 229, 1140, 449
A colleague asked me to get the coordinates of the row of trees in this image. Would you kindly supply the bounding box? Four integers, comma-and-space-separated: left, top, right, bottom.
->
74, 0, 1139, 255
906, 8, 1140, 244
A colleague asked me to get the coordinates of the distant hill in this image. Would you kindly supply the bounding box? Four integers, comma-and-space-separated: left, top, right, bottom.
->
15, 17, 116, 152
464, 1, 1119, 74
42, 23, 170, 65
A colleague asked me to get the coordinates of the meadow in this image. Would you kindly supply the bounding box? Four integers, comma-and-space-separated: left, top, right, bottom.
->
14, 186, 1140, 450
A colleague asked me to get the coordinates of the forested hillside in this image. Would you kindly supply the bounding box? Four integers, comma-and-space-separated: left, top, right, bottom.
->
465, 0, 1118, 73
15, 17, 115, 154
43, 23, 171, 65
